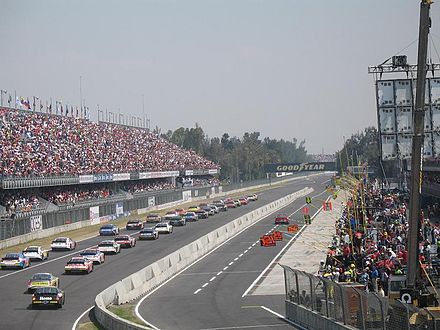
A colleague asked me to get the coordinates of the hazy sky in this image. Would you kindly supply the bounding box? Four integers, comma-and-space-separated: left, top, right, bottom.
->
1, 0, 439, 154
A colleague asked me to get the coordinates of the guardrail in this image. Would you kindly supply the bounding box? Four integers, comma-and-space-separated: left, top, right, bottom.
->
94, 187, 313, 330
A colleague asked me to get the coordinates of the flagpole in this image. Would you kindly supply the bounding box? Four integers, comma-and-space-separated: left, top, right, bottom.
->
79, 76, 83, 116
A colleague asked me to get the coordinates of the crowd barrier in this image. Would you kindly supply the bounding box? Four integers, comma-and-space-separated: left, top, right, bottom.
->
281, 265, 440, 330
94, 187, 314, 330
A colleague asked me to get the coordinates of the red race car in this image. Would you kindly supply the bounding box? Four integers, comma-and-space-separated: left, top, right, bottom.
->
114, 235, 136, 248
65, 256, 93, 274
275, 213, 290, 225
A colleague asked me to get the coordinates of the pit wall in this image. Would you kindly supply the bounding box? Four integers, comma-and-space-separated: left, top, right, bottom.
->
94, 187, 313, 330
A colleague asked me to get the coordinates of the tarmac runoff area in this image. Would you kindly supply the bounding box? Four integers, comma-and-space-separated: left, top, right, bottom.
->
247, 193, 344, 296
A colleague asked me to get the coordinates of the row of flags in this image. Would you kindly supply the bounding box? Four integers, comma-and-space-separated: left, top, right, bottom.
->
1, 91, 89, 119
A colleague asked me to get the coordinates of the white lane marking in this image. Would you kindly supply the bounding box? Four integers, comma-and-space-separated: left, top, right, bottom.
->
1, 230, 141, 280
194, 288, 202, 295
248, 246, 253, 250
202, 282, 209, 288
71, 306, 94, 330
134, 186, 314, 328
241, 204, 324, 298
243, 250, 248, 254
260, 306, 305, 329
209, 276, 216, 282
252, 243, 256, 247
234, 257, 239, 261
217, 271, 222, 276
239, 253, 244, 257
228, 261, 234, 266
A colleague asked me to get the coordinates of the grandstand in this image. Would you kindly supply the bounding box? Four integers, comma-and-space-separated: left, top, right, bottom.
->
0, 107, 220, 239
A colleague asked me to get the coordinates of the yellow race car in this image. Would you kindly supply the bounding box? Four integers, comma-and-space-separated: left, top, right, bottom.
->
27, 273, 59, 293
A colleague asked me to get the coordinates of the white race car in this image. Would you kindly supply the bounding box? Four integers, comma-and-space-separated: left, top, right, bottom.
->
80, 249, 105, 264
154, 222, 173, 234
97, 240, 121, 254
51, 237, 76, 251
23, 246, 49, 261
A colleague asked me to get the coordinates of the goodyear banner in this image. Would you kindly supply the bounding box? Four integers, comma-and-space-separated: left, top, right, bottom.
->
264, 162, 336, 173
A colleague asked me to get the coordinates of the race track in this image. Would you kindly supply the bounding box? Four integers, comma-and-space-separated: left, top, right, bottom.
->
0, 174, 331, 330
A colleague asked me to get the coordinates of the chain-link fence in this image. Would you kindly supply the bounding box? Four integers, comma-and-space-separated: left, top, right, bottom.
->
281, 265, 440, 330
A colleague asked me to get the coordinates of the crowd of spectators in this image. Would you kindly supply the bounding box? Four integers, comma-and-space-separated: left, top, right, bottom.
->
423, 171, 440, 185
0, 192, 40, 214
0, 108, 219, 177
122, 179, 174, 194
43, 185, 113, 205
318, 180, 439, 297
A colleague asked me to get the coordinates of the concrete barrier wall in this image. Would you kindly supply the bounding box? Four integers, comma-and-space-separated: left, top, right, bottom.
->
0, 173, 320, 250
94, 187, 313, 330
285, 300, 355, 330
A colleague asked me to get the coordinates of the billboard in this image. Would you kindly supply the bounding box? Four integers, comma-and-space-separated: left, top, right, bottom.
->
264, 162, 336, 173
376, 77, 440, 160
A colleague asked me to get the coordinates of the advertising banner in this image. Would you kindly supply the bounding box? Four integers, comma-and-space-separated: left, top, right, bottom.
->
79, 175, 94, 183
113, 173, 130, 181
30, 215, 43, 232
182, 190, 191, 201
148, 196, 155, 207
89, 206, 100, 225
116, 202, 124, 216
93, 173, 113, 183
264, 162, 336, 173
139, 171, 179, 179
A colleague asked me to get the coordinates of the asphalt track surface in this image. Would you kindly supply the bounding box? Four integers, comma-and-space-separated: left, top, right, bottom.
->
0, 174, 330, 330
136, 174, 332, 330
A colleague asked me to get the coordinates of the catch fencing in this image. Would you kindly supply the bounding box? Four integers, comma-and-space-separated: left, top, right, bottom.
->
281, 265, 439, 330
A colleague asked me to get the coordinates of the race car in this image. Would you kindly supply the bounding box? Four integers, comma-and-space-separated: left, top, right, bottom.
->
23, 246, 49, 261
238, 197, 249, 205
187, 205, 200, 212
98, 240, 121, 254
165, 210, 178, 217
234, 199, 242, 207
202, 206, 215, 216
213, 201, 227, 212
183, 212, 198, 222
225, 200, 237, 208
175, 208, 186, 216
275, 213, 290, 225
195, 209, 209, 219
146, 213, 162, 223
125, 220, 143, 230
27, 273, 59, 293
99, 224, 119, 236
51, 237, 76, 251
139, 228, 159, 240
114, 235, 136, 248
79, 249, 105, 264
155, 222, 173, 234
167, 215, 186, 226
64, 256, 93, 274
0, 253, 30, 269
207, 205, 219, 214
247, 194, 258, 201
31, 287, 65, 309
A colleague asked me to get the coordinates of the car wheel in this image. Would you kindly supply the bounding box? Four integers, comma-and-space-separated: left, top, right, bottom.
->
27, 288, 32, 294
58, 303, 63, 309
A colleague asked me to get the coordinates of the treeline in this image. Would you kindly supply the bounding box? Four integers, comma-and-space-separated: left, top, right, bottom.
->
160, 124, 311, 182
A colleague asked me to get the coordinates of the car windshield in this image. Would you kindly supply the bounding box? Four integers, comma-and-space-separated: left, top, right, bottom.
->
142, 229, 154, 233
24, 247, 39, 252
148, 214, 159, 218
99, 242, 114, 246
3, 254, 20, 260
127, 221, 139, 224
67, 259, 84, 264
156, 224, 166, 227
101, 225, 113, 229
35, 287, 58, 294
32, 273, 52, 281
53, 238, 67, 243
115, 236, 128, 240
